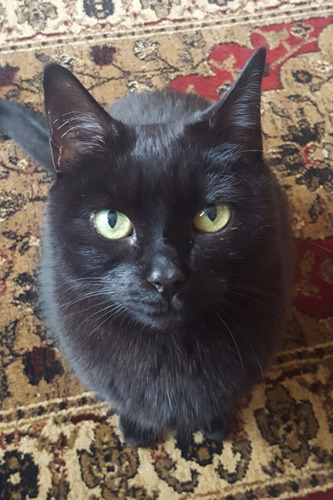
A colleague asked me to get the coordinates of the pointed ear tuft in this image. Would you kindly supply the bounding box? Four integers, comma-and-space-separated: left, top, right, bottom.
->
43, 64, 123, 172
205, 47, 266, 150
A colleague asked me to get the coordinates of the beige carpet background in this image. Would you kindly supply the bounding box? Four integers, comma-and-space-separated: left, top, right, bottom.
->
0, 1, 333, 499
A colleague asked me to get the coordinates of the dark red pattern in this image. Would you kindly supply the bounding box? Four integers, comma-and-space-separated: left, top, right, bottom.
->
170, 17, 333, 100
70, 413, 107, 425
23, 347, 63, 385
291, 488, 333, 500
90, 45, 116, 66
294, 238, 333, 318
0, 65, 19, 88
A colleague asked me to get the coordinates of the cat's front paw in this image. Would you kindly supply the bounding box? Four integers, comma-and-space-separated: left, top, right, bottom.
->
119, 415, 162, 447
202, 417, 227, 442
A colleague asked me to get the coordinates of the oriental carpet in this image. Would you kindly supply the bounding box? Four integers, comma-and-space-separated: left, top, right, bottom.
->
0, 0, 333, 499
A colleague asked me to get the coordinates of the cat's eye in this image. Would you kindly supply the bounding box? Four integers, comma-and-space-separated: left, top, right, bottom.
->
93, 210, 132, 239
193, 203, 230, 233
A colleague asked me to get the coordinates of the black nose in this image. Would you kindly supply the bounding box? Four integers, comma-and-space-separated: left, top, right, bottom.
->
147, 264, 186, 299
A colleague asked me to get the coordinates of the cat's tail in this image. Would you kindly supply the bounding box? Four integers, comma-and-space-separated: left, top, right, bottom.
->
0, 98, 55, 175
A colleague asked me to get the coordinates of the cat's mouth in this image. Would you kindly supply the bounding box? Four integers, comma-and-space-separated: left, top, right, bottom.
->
129, 295, 188, 330
147, 309, 184, 330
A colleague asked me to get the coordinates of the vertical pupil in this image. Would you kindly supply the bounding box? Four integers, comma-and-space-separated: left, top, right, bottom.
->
107, 211, 117, 228
205, 205, 217, 222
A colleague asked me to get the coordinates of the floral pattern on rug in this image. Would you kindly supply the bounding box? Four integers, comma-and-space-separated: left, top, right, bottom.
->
0, 0, 331, 47
0, 9, 332, 500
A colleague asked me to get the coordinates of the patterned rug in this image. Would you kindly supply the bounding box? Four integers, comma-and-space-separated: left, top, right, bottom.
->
0, 1, 333, 499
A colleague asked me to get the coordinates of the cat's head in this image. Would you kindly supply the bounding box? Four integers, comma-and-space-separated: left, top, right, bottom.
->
43, 48, 280, 331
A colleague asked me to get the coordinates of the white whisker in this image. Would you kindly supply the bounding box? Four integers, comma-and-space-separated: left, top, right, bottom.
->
214, 308, 245, 374
216, 302, 266, 389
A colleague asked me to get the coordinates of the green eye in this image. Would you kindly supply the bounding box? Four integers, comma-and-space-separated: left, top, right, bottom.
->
193, 203, 230, 233
93, 210, 132, 239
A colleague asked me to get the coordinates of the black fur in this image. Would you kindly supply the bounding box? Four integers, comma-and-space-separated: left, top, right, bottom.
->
0, 99, 53, 172
0, 48, 293, 446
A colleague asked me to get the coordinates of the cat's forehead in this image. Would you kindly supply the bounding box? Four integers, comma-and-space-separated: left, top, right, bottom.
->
69, 121, 253, 216
101, 124, 248, 210
86, 125, 202, 215
133, 123, 184, 161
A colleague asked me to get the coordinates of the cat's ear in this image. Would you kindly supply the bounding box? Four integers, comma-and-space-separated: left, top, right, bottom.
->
43, 64, 125, 172
202, 47, 266, 150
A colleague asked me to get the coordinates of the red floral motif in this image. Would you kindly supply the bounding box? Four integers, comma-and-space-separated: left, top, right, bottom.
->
150, 445, 170, 463
90, 45, 116, 66
169, 17, 333, 100
0, 249, 14, 261
0, 280, 7, 296
23, 346, 64, 385
294, 238, 333, 318
0, 65, 19, 88
19, 160, 38, 175
47, 456, 68, 488
302, 142, 325, 169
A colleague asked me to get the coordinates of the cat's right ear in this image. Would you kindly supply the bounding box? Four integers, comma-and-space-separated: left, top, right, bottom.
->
43, 64, 126, 172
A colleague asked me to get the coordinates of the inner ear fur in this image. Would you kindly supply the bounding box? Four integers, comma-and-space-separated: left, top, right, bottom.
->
43, 64, 125, 172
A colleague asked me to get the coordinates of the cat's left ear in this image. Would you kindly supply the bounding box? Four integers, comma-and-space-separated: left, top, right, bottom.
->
43, 64, 127, 172
202, 47, 266, 150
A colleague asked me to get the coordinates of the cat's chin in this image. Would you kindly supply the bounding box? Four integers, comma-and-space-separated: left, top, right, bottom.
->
150, 314, 186, 331
128, 304, 188, 331
136, 311, 186, 331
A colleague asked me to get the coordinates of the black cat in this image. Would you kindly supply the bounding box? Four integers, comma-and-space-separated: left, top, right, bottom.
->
0, 48, 293, 446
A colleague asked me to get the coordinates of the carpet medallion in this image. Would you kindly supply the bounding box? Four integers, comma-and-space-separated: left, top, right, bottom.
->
0, 0, 332, 498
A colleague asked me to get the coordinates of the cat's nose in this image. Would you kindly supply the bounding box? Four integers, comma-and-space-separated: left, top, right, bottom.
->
147, 265, 186, 299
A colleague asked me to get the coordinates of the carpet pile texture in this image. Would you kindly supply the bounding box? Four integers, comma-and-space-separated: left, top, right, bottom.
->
0, 0, 332, 498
